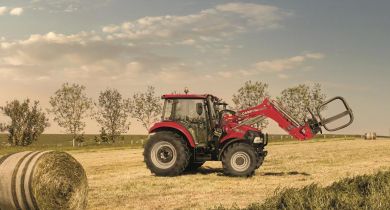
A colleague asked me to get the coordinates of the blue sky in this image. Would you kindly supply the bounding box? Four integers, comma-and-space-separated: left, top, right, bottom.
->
0, 0, 389, 135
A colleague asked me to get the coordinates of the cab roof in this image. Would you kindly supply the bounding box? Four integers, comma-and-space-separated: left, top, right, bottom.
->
162, 94, 215, 100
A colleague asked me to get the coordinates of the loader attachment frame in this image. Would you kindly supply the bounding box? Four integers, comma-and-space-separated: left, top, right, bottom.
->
316, 96, 354, 132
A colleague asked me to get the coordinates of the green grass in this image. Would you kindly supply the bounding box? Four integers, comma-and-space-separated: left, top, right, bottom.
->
0, 133, 148, 155
215, 170, 390, 210
1, 133, 147, 146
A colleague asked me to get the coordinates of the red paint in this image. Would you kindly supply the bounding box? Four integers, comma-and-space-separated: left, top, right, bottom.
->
149, 121, 196, 147
220, 125, 258, 143
233, 98, 315, 140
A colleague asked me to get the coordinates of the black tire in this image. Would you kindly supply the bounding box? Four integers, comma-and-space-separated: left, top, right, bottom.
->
256, 150, 266, 169
143, 131, 190, 176
185, 160, 205, 172
222, 142, 258, 177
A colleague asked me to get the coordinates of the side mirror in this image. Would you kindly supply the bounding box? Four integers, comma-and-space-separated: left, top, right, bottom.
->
196, 103, 203, 116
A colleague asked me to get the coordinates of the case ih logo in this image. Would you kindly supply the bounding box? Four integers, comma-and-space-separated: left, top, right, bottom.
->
240, 107, 267, 116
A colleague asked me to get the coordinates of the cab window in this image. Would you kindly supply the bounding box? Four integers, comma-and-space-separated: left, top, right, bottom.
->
162, 99, 206, 121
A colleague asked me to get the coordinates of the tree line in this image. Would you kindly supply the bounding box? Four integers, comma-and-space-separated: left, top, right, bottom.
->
0, 81, 325, 146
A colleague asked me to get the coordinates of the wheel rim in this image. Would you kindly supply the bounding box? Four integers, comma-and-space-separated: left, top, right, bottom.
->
230, 151, 251, 172
151, 141, 177, 169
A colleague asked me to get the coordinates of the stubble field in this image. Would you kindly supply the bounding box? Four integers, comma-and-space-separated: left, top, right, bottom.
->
66, 138, 390, 210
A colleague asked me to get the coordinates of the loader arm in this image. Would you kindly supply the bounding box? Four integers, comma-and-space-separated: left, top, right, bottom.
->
235, 97, 353, 140
236, 98, 316, 140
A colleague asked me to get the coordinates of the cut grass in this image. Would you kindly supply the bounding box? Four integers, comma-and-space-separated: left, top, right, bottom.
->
1, 137, 389, 209
220, 170, 390, 210
77, 138, 390, 210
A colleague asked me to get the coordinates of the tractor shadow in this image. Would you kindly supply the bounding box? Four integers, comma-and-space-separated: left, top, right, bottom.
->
183, 166, 224, 176
260, 171, 311, 176
183, 168, 311, 177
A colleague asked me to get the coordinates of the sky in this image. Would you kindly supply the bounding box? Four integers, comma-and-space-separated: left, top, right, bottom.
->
0, 0, 389, 135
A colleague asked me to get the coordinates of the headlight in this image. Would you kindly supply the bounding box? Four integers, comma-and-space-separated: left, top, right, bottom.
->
244, 131, 256, 140
253, 137, 262, 144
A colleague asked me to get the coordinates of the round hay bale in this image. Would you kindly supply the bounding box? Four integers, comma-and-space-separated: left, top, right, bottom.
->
364, 132, 377, 140
0, 151, 88, 210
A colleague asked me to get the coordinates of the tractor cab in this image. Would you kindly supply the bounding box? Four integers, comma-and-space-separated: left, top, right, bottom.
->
161, 94, 221, 146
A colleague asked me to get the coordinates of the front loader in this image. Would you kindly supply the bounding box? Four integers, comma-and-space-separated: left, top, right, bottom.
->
143, 94, 353, 177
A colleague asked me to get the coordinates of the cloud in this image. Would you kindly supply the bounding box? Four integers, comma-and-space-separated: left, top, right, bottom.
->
178, 39, 196, 46
0, 3, 291, 84
305, 53, 325, 59
205, 53, 324, 80
0, 32, 127, 78
0, 31, 197, 84
254, 53, 325, 73
0, 32, 323, 84
0, 7, 24, 16
278, 73, 289, 79
0, 7, 7, 15
215, 3, 286, 28
101, 3, 287, 45
217, 71, 233, 78
102, 25, 119, 33
10, 8, 24, 16
30, 0, 111, 13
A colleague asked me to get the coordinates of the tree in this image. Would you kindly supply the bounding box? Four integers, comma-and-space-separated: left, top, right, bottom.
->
232, 81, 270, 128
95, 127, 109, 144
276, 83, 326, 123
130, 86, 162, 131
0, 99, 49, 146
94, 89, 131, 143
48, 83, 92, 147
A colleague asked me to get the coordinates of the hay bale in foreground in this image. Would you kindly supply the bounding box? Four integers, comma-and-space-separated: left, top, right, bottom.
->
0, 151, 88, 210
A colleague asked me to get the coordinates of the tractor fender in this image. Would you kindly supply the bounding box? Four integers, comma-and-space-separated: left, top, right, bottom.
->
218, 138, 250, 160
149, 122, 196, 148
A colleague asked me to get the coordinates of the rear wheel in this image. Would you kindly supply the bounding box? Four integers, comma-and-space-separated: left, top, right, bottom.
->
144, 131, 190, 176
222, 142, 257, 177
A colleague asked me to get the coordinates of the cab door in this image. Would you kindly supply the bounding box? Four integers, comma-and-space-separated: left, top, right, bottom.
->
167, 99, 208, 145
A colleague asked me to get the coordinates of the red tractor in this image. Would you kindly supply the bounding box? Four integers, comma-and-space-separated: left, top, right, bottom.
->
144, 94, 353, 177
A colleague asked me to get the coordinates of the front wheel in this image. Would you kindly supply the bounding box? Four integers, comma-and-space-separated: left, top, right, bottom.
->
143, 131, 190, 176
222, 143, 258, 177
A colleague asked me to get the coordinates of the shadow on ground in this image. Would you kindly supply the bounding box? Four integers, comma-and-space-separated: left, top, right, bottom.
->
183, 166, 224, 175
261, 171, 311, 176
183, 167, 310, 177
